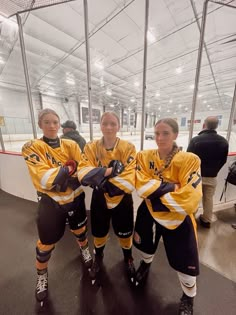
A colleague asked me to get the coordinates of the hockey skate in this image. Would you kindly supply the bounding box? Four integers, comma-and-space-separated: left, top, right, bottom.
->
178, 293, 194, 315
124, 257, 136, 283
80, 243, 93, 269
89, 254, 104, 285
135, 260, 151, 287
35, 269, 48, 307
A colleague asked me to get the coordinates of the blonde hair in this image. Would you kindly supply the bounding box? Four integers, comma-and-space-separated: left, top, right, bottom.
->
155, 118, 180, 175
96, 111, 120, 161
38, 108, 60, 127
100, 111, 120, 126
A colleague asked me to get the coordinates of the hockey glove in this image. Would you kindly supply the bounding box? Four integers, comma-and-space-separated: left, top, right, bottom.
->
64, 160, 78, 176
108, 160, 124, 177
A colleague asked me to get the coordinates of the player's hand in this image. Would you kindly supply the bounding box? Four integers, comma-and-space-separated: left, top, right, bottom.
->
108, 160, 124, 177
65, 160, 78, 176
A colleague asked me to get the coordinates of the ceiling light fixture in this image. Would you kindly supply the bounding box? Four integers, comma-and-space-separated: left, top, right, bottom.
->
66, 79, 75, 85
94, 61, 104, 70
100, 76, 104, 87
175, 67, 183, 74
147, 30, 156, 43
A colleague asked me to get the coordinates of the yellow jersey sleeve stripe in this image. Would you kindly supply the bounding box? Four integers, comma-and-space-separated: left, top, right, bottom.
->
137, 179, 158, 197
111, 176, 135, 192
41, 169, 57, 189
52, 186, 83, 203
162, 193, 186, 215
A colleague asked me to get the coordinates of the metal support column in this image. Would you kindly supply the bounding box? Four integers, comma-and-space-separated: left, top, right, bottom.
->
83, 0, 93, 140
17, 13, 37, 139
140, 0, 149, 150
188, 0, 209, 143
226, 83, 236, 142
38, 92, 43, 110
0, 128, 5, 152
76, 96, 82, 128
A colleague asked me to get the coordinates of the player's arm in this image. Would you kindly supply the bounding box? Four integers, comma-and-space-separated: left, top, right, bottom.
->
160, 153, 202, 215
107, 143, 136, 195
135, 151, 175, 201
77, 143, 108, 187
22, 142, 73, 192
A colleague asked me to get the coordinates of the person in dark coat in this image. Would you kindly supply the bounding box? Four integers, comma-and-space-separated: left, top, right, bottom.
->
187, 116, 228, 228
61, 120, 86, 151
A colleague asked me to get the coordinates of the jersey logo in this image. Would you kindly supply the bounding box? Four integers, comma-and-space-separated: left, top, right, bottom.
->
149, 161, 155, 169
45, 152, 62, 166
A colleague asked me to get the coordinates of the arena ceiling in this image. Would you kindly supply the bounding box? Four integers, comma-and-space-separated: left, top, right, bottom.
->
0, 0, 236, 117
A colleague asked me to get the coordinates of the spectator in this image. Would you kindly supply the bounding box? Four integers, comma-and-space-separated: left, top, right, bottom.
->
61, 120, 86, 151
187, 116, 228, 228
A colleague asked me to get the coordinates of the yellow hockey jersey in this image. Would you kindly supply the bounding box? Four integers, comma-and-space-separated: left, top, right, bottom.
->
78, 138, 136, 209
136, 150, 202, 229
22, 138, 83, 206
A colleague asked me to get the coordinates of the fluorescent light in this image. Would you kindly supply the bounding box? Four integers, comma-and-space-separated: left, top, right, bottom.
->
106, 89, 112, 96
175, 67, 183, 74
100, 76, 104, 87
66, 79, 75, 85
147, 30, 156, 43
94, 61, 104, 70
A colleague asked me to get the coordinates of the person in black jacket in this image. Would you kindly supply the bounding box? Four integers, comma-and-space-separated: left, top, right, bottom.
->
187, 116, 228, 228
61, 120, 86, 151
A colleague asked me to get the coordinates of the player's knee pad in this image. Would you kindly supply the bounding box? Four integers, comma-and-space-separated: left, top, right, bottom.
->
94, 235, 108, 248
72, 226, 87, 242
118, 235, 132, 249
36, 243, 55, 263
178, 272, 197, 297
